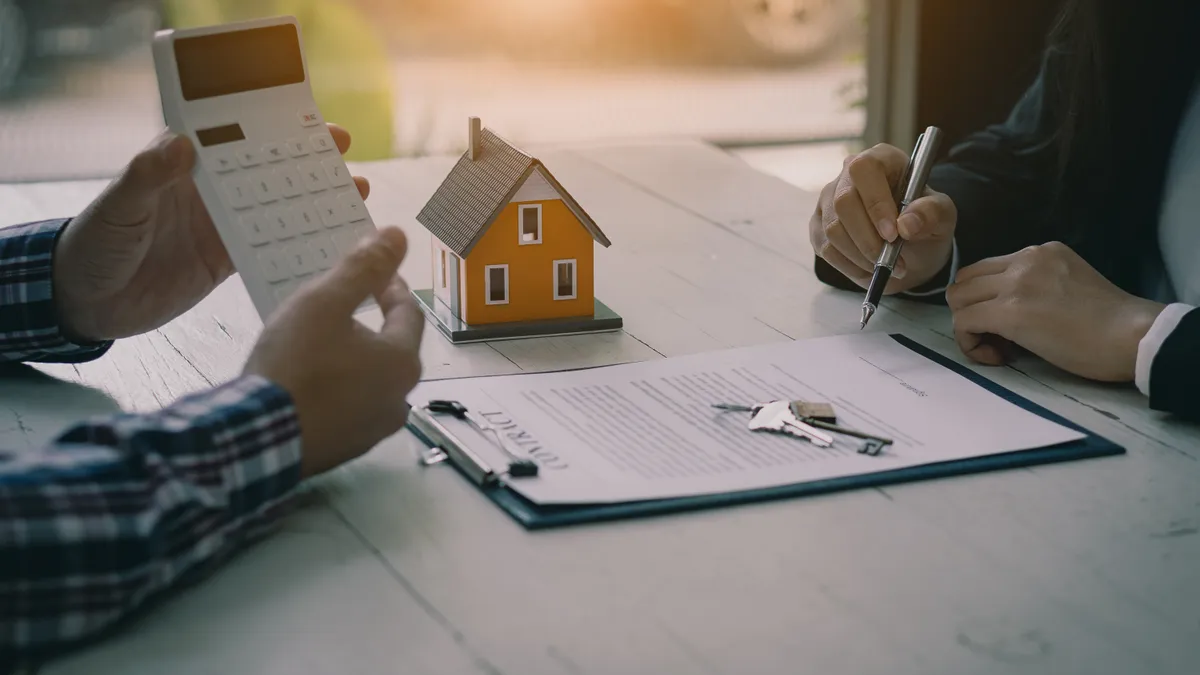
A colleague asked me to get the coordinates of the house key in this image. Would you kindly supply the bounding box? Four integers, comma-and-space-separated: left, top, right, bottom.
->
747, 400, 835, 448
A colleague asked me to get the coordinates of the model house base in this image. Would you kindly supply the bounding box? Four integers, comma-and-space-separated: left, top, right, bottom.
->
412, 289, 623, 344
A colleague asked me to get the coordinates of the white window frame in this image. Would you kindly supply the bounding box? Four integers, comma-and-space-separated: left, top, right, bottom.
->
518, 204, 543, 245
552, 258, 577, 301
440, 249, 447, 288
485, 264, 510, 305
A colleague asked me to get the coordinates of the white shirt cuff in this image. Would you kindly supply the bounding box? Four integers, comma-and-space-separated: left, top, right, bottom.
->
1135, 303, 1194, 397
901, 238, 959, 298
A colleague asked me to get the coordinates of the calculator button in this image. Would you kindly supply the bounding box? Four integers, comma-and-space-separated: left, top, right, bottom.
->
296, 206, 322, 235
309, 236, 337, 270
273, 280, 298, 304
338, 191, 368, 222
310, 133, 334, 153
252, 171, 282, 204
314, 196, 346, 227
283, 243, 316, 276
299, 111, 322, 127
240, 213, 272, 246
276, 167, 304, 198
354, 223, 377, 241
207, 150, 237, 173
299, 161, 329, 192
263, 142, 287, 162
294, 203, 322, 233
265, 206, 298, 240
322, 158, 353, 188
224, 178, 255, 210
237, 148, 262, 168
259, 249, 289, 282
287, 139, 310, 157
332, 228, 365, 254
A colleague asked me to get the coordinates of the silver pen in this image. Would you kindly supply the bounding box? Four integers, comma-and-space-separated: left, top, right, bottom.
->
860, 126, 944, 329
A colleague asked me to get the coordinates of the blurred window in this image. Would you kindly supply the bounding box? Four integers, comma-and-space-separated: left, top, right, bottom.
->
0, 0, 867, 186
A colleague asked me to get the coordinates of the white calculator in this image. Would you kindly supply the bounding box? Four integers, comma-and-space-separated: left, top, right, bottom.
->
151, 15, 376, 320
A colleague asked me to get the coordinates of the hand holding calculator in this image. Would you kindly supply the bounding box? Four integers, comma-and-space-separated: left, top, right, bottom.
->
152, 15, 377, 320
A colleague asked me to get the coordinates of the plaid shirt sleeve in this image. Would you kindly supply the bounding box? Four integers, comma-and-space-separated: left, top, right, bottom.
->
0, 221, 306, 668
0, 219, 114, 364
0, 375, 304, 669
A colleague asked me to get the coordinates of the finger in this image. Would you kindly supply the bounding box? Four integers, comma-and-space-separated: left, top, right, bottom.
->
328, 123, 352, 155
99, 131, 194, 227
831, 179, 887, 270
311, 227, 409, 315
955, 327, 1009, 366
819, 245, 872, 288
954, 254, 1015, 285
823, 218, 875, 273
846, 144, 909, 241
809, 180, 836, 251
952, 298, 1015, 342
355, 176, 370, 200
897, 190, 956, 241
378, 275, 426, 353
945, 273, 1003, 310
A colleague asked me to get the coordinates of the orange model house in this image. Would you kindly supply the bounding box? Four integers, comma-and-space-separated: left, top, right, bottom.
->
413, 117, 622, 343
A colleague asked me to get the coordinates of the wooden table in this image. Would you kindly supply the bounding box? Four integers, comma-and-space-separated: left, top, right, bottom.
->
3, 140, 1199, 675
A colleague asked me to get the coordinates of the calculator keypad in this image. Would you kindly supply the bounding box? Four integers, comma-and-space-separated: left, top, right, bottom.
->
206, 126, 374, 313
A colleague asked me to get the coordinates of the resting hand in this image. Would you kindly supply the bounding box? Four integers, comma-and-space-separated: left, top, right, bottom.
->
810, 144, 957, 293
53, 123, 370, 342
946, 241, 1165, 381
244, 228, 425, 478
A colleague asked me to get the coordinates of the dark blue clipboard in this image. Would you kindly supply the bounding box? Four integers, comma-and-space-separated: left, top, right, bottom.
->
407, 334, 1125, 530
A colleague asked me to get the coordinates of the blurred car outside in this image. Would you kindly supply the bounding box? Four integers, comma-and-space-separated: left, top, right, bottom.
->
356, 0, 861, 67
0, 0, 161, 98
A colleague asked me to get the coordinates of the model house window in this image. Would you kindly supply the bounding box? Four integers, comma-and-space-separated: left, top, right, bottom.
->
553, 259, 577, 300
486, 265, 509, 305
519, 205, 542, 244
440, 250, 447, 288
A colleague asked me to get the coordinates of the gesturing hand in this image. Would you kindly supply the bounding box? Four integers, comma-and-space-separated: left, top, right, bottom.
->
244, 228, 425, 478
946, 241, 1165, 382
53, 124, 370, 342
809, 143, 958, 293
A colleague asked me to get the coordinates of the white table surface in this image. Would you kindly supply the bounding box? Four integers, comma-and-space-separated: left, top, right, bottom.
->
2, 139, 1199, 675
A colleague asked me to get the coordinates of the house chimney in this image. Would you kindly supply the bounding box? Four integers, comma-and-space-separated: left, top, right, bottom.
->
468, 117, 481, 160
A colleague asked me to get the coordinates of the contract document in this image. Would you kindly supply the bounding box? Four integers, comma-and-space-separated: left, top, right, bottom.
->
407, 333, 1087, 506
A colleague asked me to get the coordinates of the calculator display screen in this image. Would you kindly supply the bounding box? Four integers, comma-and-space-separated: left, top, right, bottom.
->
174, 24, 305, 101
195, 123, 246, 147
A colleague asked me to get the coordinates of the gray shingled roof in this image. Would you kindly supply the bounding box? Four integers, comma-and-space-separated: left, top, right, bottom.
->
416, 128, 611, 258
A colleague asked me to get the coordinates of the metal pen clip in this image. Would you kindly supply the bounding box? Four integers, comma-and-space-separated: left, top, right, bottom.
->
409, 405, 501, 488
409, 400, 540, 486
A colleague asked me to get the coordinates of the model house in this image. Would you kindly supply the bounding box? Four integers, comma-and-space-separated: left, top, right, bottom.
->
414, 117, 620, 341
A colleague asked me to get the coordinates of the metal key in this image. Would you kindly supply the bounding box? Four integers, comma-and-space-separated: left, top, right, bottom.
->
748, 400, 834, 448
715, 401, 893, 447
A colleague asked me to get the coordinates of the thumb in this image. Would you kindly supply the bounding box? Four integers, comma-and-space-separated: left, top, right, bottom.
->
98, 132, 194, 227
310, 228, 409, 316
896, 190, 956, 241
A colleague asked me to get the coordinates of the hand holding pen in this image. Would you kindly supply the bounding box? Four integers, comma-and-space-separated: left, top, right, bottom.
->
808, 128, 957, 323
860, 127, 945, 328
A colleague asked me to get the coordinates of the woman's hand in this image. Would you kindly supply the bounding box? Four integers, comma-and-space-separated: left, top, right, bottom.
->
809, 143, 958, 293
947, 241, 1166, 381
53, 123, 370, 342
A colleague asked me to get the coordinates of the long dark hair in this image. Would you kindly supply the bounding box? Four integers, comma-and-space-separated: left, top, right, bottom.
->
1045, 0, 1200, 287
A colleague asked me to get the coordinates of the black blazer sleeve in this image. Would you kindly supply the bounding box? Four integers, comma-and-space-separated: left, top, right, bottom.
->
816, 51, 1064, 297
1148, 309, 1200, 421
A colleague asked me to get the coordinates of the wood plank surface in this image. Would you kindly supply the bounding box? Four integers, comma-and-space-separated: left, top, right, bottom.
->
2, 140, 1198, 675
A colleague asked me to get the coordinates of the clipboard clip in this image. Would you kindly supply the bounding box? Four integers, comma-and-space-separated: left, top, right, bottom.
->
410, 400, 539, 487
